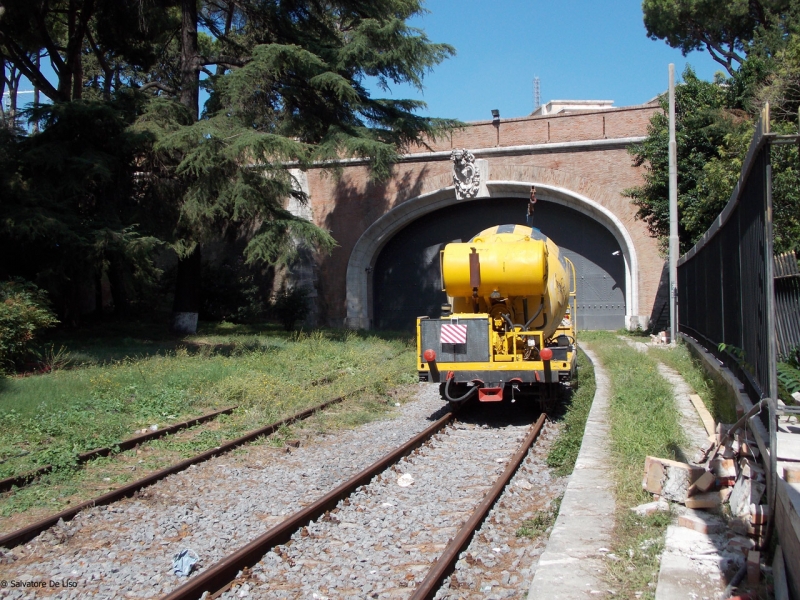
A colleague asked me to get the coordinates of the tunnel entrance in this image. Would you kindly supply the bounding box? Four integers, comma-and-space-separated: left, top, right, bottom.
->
372, 198, 626, 331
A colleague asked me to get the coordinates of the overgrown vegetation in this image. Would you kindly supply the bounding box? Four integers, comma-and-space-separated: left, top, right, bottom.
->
546, 347, 596, 476
0, 326, 415, 498
630, 0, 800, 257
778, 358, 800, 402
580, 332, 685, 599
0, 279, 59, 371
649, 341, 738, 423
0, 0, 459, 326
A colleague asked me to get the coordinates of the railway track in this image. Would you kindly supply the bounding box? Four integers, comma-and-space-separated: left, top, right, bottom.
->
0, 390, 559, 600
166, 411, 546, 600
0, 392, 358, 549
0, 406, 237, 494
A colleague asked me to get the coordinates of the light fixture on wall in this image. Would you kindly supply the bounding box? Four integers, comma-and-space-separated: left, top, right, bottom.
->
491, 109, 500, 123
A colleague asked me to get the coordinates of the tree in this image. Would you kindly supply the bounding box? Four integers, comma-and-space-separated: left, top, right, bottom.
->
0, 0, 458, 331
642, 0, 799, 75
625, 67, 752, 252
131, 0, 458, 332
0, 100, 162, 321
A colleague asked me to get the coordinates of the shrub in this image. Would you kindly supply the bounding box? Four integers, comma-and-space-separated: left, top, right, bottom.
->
272, 286, 309, 331
0, 279, 59, 369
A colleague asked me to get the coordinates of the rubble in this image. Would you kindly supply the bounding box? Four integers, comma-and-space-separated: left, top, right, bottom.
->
641, 422, 770, 577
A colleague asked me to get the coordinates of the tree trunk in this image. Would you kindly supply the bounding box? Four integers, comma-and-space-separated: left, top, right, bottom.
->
171, 0, 202, 333
108, 256, 131, 317
179, 0, 199, 120
171, 245, 202, 333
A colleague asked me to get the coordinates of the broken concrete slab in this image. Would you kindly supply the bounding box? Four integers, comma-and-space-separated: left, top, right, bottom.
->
729, 473, 766, 517
677, 511, 724, 534
631, 499, 669, 516
687, 471, 715, 495
655, 525, 743, 600
684, 491, 725, 509
643, 456, 705, 502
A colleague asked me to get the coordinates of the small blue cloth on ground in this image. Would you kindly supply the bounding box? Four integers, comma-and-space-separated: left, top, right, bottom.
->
172, 548, 199, 577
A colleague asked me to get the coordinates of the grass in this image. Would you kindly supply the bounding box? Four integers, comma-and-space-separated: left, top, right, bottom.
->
0, 383, 416, 523
546, 347, 596, 476
579, 331, 685, 599
0, 325, 418, 522
516, 495, 562, 538
648, 341, 738, 423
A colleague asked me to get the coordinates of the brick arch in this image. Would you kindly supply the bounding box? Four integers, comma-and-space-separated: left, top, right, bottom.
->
345, 178, 641, 329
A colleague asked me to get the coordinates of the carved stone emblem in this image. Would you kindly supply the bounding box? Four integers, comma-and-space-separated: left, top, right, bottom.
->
451, 148, 481, 199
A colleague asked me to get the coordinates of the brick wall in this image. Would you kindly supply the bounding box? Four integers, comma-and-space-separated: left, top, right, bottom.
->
307, 104, 663, 327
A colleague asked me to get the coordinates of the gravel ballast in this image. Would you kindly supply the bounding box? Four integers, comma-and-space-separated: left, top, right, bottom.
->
0, 386, 569, 599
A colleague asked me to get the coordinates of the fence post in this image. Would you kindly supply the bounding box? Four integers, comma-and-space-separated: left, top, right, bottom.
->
763, 103, 778, 517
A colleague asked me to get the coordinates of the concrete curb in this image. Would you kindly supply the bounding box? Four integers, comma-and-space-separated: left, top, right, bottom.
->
527, 343, 616, 598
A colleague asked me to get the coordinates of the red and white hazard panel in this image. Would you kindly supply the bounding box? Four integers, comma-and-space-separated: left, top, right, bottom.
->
440, 323, 468, 344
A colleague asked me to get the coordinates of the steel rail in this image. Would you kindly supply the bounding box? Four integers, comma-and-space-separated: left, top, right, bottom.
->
0, 406, 238, 494
409, 412, 547, 600
0, 392, 358, 549
160, 409, 456, 600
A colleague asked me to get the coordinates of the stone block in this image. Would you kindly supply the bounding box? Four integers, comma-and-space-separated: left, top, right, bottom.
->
642, 456, 705, 502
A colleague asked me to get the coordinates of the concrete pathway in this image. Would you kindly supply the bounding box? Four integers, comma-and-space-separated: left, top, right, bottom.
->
627, 339, 745, 600
527, 344, 616, 599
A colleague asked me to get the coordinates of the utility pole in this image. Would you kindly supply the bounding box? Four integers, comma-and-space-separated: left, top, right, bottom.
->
668, 64, 678, 343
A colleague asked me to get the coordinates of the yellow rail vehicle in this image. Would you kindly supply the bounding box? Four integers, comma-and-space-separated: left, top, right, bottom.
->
416, 224, 577, 404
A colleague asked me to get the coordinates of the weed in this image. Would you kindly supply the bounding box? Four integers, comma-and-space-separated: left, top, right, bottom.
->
649, 342, 738, 423
516, 495, 562, 538
580, 331, 684, 598
547, 348, 596, 475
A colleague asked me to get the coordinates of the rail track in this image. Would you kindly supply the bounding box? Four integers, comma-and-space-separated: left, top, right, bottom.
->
164, 411, 546, 600
0, 370, 353, 495
0, 406, 237, 494
0, 390, 558, 600
0, 391, 358, 549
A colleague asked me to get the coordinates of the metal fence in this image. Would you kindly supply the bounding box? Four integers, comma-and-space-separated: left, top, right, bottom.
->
677, 109, 776, 406
675, 102, 800, 580
775, 251, 800, 360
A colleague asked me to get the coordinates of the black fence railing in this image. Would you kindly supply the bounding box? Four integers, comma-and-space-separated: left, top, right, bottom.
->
775, 251, 800, 360
676, 106, 784, 510
677, 111, 776, 406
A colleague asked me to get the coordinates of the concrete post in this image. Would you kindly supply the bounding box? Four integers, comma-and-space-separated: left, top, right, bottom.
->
668, 64, 678, 342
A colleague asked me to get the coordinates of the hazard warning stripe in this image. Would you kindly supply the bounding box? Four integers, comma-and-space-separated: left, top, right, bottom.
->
440, 323, 467, 344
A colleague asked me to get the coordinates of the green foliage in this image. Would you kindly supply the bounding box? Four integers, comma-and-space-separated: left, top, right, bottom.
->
1, 0, 460, 324
0, 101, 163, 318
625, 68, 754, 253
546, 348, 596, 475
200, 259, 269, 323
778, 362, 800, 401
641, 0, 799, 75
273, 286, 310, 331
0, 279, 59, 369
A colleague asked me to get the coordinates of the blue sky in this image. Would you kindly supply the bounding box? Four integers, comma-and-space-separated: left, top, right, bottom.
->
367, 0, 723, 122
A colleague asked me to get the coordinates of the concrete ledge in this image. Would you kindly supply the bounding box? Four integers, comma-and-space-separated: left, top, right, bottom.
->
527, 344, 615, 598
681, 333, 800, 597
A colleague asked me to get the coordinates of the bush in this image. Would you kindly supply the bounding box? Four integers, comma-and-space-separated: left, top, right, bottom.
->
0, 279, 59, 369
272, 286, 309, 331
